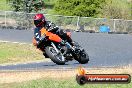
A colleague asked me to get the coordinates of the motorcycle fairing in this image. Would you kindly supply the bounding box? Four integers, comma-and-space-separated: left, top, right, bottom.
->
40, 27, 62, 43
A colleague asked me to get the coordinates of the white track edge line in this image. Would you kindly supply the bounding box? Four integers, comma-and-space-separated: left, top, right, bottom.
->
0, 40, 32, 45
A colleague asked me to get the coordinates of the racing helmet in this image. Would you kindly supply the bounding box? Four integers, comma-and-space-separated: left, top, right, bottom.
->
34, 14, 45, 27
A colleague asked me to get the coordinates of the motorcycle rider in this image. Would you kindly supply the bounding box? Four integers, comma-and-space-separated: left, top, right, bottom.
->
32, 13, 74, 53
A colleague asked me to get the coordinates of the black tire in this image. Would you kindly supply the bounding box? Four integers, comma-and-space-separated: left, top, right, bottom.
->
77, 50, 89, 64
45, 46, 65, 65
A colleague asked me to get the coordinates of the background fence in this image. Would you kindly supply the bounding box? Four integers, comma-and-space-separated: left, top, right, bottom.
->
0, 11, 132, 32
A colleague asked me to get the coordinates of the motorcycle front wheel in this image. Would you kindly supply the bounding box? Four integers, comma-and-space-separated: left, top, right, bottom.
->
45, 46, 66, 65
76, 50, 89, 64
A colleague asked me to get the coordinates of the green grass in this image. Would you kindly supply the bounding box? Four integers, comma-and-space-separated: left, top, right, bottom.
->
0, 42, 44, 64
1, 78, 131, 88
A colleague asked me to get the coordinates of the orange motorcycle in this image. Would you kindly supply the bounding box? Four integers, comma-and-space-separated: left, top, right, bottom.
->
33, 27, 89, 65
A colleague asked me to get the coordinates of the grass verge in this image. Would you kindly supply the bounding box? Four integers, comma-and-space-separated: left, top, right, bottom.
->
0, 42, 45, 64
11, 78, 132, 88
0, 67, 132, 88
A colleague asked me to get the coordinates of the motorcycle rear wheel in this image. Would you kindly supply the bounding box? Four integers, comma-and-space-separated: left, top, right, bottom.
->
45, 46, 66, 65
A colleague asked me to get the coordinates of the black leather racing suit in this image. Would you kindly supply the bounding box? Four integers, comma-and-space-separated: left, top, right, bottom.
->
34, 21, 73, 50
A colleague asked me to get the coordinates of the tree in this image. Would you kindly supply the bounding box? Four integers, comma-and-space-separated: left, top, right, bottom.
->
102, 0, 131, 20
32, 0, 45, 12
6, 0, 23, 12
54, 0, 105, 17
6, 0, 45, 12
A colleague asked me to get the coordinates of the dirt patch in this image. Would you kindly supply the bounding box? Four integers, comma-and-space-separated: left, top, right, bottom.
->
0, 70, 75, 84
0, 66, 132, 84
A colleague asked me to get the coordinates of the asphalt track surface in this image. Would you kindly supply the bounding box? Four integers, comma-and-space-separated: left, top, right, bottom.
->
0, 29, 132, 70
